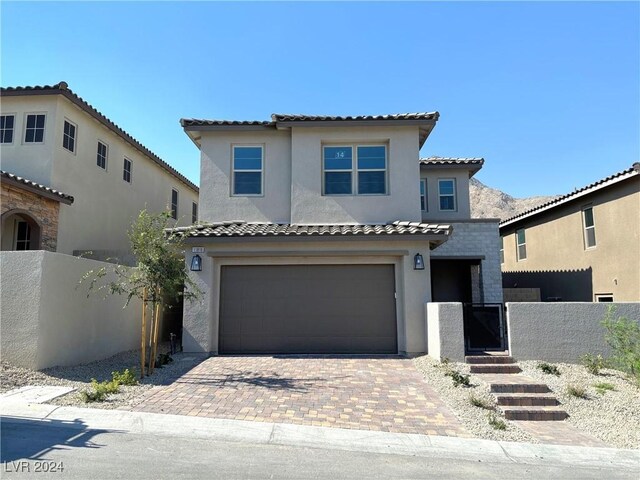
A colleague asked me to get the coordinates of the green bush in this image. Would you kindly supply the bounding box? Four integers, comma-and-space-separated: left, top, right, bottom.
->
581, 354, 606, 375
469, 394, 494, 410
488, 413, 507, 430
601, 306, 640, 382
567, 384, 588, 399
445, 369, 471, 387
593, 382, 615, 395
537, 362, 561, 376
112, 368, 138, 386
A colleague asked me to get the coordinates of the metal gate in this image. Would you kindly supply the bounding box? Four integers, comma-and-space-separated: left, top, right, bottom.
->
463, 303, 507, 352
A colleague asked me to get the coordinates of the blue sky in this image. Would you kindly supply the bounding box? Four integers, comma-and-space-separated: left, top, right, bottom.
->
2, 2, 638, 197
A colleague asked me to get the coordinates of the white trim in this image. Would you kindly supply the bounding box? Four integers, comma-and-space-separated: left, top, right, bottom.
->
438, 178, 457, 212
595, 293, 614, 302
322, 143, 388, 196
420, 179, 428, 212
171, 188, 179, 220
516, 228, 527, 261
231, 144, 264, 197
62, 118, 77, 154
0, 113, 16, 145
192, 201, 198, 224
582, 205, 596, 250
23, 112, 47, 145
96, 140, 109, 171
123, 157, 133, 184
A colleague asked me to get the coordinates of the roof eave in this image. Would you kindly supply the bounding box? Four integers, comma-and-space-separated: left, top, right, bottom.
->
1, 176, 74, 205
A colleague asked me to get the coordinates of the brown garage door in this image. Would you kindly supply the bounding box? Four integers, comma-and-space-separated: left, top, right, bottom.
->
219, 264, 397, 354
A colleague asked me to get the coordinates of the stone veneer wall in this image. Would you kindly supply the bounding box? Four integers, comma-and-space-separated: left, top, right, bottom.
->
1, 183, 60, 251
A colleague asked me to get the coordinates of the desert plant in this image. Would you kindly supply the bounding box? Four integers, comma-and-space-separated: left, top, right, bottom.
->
537, 362, 561, 376
593, 382, 615, 394
112, 368, 138, 386
581, 353, 606, 375
445, 369, 471, 387
601, 306, 640, 382
566, 384, 588, 399
81, 378, 118, 402
469, 394, 494, 410
487, 413, 507, 430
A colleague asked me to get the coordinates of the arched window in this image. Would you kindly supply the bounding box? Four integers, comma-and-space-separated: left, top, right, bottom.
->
0, 210, 42, 251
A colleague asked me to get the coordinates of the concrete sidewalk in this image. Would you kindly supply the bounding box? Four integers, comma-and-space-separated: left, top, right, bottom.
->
1, 400, 638, 472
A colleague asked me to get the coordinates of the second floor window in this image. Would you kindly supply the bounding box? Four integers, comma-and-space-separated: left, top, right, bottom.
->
500, 237, 505, 264
171, 189, 179, 220
0, 114, 15, 143
192, 202, 198, 224
323, 145, 387, 195
516, 228, 527, 261
123, 158, 132, 183
232, 146, 263, 195
583, 206, 596, 248
62, 120, 77, 153
25, 114, 46, 143
438, 179, 456, 211
420, 179, 428, 211
97, 142, 108, 169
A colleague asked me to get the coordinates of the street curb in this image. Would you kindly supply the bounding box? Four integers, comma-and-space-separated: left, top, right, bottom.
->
1, 401, 638, 470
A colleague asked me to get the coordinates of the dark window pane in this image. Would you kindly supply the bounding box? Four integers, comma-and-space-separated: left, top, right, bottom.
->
36, 115, 45, 128
324, 146, 352, 170
234, 172, 262, 195
233, 147, 262, 170
1, 130, 13, 143
584, 208, 594, 227
586, 228, 596, 248
517, 229, 526, 244
7, 116, 13, 128
518, 244, 527, 260
34, 129, 44, 143
324, 172, 352, 194
25, 129, 35, 142
26, 115, 36, 128
357, 146, 385, 169
439, 180, 454, 195
440, 196, 455, 210
358, 171, 386, 194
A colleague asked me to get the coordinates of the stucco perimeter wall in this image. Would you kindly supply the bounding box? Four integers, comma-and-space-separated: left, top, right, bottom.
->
426, 302, 465, 362
506, 302, 640, 363
1, 251, 141, 369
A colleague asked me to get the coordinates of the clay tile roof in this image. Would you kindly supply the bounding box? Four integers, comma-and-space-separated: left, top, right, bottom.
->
1, 170, 74, 204
500, 163, 640, 227
1, 82, 198, 192
180, 118, 274, 127
419, 156, 485, 166
272, 112, 439, 122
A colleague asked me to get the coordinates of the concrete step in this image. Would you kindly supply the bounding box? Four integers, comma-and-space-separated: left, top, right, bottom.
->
470, 364, 522, 374
465, 355, 515, 365
496, 393, 559, 407
501, 406, 568, 421
490, 382, 551, 394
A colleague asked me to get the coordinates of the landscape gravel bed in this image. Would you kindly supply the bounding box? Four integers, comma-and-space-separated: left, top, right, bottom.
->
0, 347, 205, 410
518, 360, 640, 449
413, 356, 537, 443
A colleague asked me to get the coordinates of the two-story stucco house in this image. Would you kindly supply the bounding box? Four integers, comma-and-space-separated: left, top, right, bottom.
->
0, 82, 199, 263
177, 113, 502, 356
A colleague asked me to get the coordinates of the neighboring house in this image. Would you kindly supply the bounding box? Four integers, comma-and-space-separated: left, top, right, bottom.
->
177, 113, 502, 356
500, 163, 640, 302
0, 82, 199, 262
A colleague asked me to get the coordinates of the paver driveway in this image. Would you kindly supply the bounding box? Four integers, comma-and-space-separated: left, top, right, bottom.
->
132, 356, 468, 436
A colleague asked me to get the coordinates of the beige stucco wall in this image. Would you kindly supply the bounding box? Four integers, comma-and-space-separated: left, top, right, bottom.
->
420, 168, 471, 221
0, 251, 141, 369
426, 302, 465, 362
0, 95, 199, 257
501, 177, 640, 301
182, 238, 433, 355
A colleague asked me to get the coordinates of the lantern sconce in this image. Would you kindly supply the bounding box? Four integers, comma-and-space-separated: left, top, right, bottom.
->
414, 253, 425, 270
190, 254, 202, 271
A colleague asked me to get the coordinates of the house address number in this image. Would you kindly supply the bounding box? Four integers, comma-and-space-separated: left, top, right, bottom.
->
192, 247, 205, 253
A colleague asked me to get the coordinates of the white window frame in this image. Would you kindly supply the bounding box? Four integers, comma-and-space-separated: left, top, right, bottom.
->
123, 157, 132, 184
500, 236, 505, 264
192, 202, 198, 224
23, 112, 47, 144
516, 228, 527, 261
582, 206, 596, 249
0, 113, 16, 144
13, 219, 31, 251
231, 145, 264, 197
438, 178, 457, 211
96, 141, 108, 170
420, 179, 428, 212
595, 294, 614, 303
170, 188, 179, 220
322, 144, 388, 196
62, 118, 77, 154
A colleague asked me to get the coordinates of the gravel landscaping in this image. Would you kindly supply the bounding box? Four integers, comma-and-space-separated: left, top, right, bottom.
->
518, 361, 640, 450
0, 347, 205, 410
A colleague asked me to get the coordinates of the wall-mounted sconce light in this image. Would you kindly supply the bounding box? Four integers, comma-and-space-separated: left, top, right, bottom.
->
414, 253, 425, 270
190, 254, 202, 271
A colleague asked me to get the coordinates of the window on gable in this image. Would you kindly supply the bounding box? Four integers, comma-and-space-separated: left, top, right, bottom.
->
232, 146, 263, 195
24, 114, 46, 143
438, 179, 456, 211
97, 141, 108, 170
583, 206, 596, 249
192, 202, 198, 224
123, 158, 132, 183
0, 115, 15, 143
323, 144, 387, 196
516, 228, 527, 261
171, 189, 179, 220
420, 179, 428, 212
62, 120, 77, 153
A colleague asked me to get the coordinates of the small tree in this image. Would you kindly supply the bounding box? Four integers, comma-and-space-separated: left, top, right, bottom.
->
601, 305, 640, 382
81, 210, 202, 377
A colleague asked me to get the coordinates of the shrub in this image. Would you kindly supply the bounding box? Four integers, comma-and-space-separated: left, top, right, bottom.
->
112, 368, 138, 386
593, 382, 615, 395
567, 384, 588, 399
445, 369, 471, 387
601, 306, 640, 382
537, 362, 561, 376
488, 413, 507, 430
81, 379, 118, 403
581, 354, 606, 375
469, 394, 494, 410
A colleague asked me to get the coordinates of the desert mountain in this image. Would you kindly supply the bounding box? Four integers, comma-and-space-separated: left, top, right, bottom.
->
469, 178, 558, 220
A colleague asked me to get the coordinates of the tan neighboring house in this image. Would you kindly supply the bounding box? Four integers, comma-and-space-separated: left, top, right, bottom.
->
0, 82, 199, 262
177, 113, 503, 356
500, 163, 640, 302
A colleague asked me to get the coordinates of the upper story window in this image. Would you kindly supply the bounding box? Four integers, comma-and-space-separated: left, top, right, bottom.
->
500, 237, 505, 264
97, 141, 108, 170
232, 146, 263, 196
62, 120, 77, 153
582, 206, 596, 249
0, 114, 15, 144
438, 179, 456, 211
323, 145, 387, 195
516, 228, 527, 261
24, 113, 46, 143
192, 202, 198, 224
420, 179, 428, 212
171, 189, 179, 220
123, 158, 132, 183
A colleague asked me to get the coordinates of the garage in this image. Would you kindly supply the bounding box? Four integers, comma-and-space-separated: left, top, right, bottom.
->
219, 264, 397, 354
